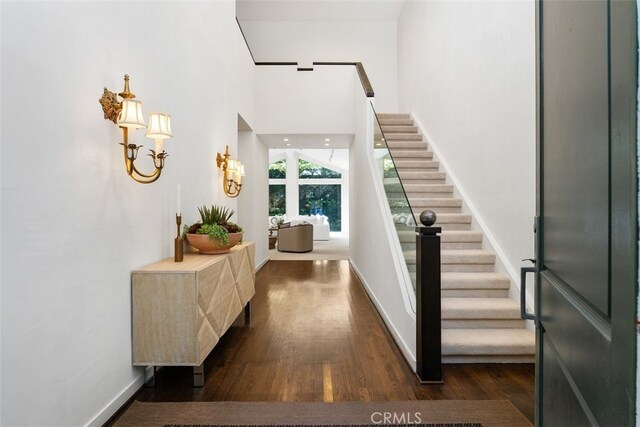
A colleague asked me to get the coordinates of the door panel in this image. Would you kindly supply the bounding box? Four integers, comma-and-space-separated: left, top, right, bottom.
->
540, 271, 610, 421
541, 0, 609, 316
542, 333, 595, 427
538, 0, 637, 426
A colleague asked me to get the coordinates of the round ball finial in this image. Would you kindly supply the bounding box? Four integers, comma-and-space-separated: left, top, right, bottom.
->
420, 210, 437, 226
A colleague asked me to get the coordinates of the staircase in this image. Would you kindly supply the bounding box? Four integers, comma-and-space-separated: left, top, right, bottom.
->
377, 113, 535, 363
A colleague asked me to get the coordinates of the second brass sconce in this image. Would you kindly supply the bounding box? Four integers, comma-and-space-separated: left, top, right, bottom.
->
99, 74, 173, 184
216, 145, 245, 198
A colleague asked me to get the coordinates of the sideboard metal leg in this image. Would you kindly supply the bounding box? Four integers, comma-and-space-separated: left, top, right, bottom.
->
193, 363, 204, 387
244, 300, 252, 325
144, 366, 156, 388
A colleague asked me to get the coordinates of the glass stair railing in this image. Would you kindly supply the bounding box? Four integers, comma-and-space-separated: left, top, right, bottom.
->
370, 103, 417, 310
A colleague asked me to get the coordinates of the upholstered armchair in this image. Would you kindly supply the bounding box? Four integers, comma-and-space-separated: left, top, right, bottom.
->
277, 223, 313, 253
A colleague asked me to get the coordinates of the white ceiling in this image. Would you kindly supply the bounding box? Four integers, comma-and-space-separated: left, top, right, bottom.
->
258, 133, 354, 149
237, 0, 405, 22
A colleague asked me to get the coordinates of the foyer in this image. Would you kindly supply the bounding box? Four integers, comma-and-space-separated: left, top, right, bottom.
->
111, 260, 535, 425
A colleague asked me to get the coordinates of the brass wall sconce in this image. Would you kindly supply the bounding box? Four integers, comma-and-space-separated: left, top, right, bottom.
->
99, 74, 173, 184
216, 145, 245, 198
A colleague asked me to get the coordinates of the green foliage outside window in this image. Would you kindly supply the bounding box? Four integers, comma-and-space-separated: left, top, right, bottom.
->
269, 160, 286, 179
298, 159, 341, 179
269, 185, 286, 216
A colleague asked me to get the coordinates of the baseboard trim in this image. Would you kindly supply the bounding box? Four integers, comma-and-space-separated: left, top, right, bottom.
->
349, 260, 417, 371
255, 257, 269, 273
86, 366, 152, 427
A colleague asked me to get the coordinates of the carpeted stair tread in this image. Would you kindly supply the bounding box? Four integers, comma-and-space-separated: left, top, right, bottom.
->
377, 113, 411, 119
442, 329, 535, 356
400, 171, 447, 181
396, 230, 483, 243
440, 231, 483, 242
382, 125, 418, 133
378, 118, 414, 126
395, 160, 440, 169
387, 141, 430, 150
403, 250, 495, 265
391, 149, 433, 158
442, 297, 520, 318
442, 272, 510, 289
405, 183, 453, 193
422, 213, 471, 224
386, 133, 424, 141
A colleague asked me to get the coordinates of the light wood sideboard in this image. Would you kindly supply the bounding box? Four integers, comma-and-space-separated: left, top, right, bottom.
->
131, 242, 255, 386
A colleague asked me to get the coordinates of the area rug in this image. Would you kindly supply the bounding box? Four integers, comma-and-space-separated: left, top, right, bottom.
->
113, 400, 531, 427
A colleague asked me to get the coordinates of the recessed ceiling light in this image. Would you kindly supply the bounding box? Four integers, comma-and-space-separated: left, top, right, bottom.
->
324, 138, 331, 142
283, 138, 289, 142
324, 143, 330, 147
285, 143, 291, 147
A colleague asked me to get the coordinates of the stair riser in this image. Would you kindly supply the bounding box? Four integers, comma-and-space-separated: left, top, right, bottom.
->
398, 233, 482, 246
388, 141, 428, 149
442, 289, 509, 298
442, 280, 510, 290
382, 126, 418, 133
408, 264, 494, 273
442, 319, 525, 329
378, 119, 414, 126
385, 134, 423, 141
409, 199, 462, 207
399, 239, 482, 250
405, 185, 453, 194
437, 223, 472, 231
441, 242, 483, 250
442, 355, 535, 364
442, 254, 495, 264
404, 179, 447, 185
377, 113, 410, 120
399, 172, 447, 180
391, 151, 433, 159
412, 207, 461, 214
395, 161, 440, 169
392, 192, 455, 199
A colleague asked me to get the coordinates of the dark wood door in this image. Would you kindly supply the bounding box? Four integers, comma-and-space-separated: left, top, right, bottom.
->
537, 1, 637, 425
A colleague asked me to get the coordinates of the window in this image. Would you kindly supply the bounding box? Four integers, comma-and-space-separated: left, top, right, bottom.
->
269, 160, 286, 216
298, 159, 341, 179
269, 159, 286, 179
269, 185, 286, 216
299, 184, 341, 231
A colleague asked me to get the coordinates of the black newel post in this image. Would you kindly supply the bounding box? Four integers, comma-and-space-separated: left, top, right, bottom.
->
416, 210, 443, 384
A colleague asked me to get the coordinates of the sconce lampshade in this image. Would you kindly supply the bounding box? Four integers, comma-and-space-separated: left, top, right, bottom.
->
117, 99, 146, 129
146, 113, 173, 140
227, 159, 238, 172
237, 163, 246, 177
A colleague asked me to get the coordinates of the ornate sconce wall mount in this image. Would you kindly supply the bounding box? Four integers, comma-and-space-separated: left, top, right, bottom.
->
99, 74, 173, 184
216, 145, 245, 198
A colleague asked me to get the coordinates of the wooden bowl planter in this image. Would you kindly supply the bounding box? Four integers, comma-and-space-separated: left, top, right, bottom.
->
186, 232, 242, 255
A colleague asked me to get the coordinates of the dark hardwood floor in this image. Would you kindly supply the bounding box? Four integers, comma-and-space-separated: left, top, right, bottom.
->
120, 260, 535, 423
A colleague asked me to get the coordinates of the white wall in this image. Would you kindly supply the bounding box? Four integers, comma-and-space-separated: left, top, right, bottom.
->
238, 131, 269, 269
255, 65, 356, 135
397, 0, 537, 292
349, 92, 416, 368
240, 20, 398, 112
0, 1, 255, 425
